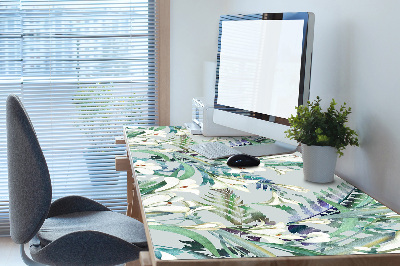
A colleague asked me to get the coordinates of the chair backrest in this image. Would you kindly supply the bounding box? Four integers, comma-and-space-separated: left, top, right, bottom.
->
7, 94, 52, 244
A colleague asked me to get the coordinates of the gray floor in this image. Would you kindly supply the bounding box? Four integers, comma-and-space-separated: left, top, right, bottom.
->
0, 237, 25, 266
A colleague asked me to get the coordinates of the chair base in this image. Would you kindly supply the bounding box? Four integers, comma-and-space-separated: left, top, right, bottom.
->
20, 244, 45, 266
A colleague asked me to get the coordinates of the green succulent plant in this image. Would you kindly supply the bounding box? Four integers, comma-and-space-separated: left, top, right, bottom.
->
285, 96, 359, 157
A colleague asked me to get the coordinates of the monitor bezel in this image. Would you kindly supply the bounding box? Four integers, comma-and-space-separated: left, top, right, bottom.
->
213, 12, 314, 125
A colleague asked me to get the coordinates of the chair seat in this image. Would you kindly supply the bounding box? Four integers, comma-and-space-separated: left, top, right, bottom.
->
37, 211, 147, 248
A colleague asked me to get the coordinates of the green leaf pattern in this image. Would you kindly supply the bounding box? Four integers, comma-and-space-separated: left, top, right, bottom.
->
125, 126, 400, 260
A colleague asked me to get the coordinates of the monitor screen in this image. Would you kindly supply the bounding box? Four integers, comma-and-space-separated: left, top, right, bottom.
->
217, 19, 304, 119
213, 13, 314, 156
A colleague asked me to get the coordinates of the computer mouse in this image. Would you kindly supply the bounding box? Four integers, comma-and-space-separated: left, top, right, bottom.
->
227, 154, 260, 167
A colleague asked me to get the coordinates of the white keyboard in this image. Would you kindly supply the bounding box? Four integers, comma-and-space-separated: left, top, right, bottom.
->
189, 142, 242, 159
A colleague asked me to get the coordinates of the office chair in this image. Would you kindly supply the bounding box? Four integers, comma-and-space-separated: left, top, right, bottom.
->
6, 94, 147, 265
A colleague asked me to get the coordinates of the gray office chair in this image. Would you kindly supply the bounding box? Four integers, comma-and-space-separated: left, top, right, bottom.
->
6, 94, 147, 265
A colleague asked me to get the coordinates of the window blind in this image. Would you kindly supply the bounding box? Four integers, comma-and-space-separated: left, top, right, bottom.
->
0, 0, 159, 236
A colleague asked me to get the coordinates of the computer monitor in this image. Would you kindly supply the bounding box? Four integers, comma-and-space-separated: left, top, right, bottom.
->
213, 12, 315, 156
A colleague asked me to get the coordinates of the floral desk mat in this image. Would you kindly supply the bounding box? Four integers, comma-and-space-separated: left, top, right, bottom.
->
124, 126, 400, 260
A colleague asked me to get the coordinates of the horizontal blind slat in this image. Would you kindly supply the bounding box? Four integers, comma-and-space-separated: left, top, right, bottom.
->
0, 0, 159, 236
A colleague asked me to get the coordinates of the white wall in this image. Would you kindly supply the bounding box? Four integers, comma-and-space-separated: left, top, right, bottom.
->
170, 0, 228, 124
170, 0, 400, 212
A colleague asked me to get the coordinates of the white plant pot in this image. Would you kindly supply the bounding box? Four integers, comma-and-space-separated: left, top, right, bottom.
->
301, 144, 338, 183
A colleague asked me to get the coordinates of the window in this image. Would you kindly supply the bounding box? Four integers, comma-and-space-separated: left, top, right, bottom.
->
0, 0, 169, 236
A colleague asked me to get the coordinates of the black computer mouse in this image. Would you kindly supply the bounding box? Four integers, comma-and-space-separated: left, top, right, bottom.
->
227, 154, 260, 167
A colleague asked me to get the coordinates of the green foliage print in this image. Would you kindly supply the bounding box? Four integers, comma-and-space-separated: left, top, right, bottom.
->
198, 189, 268, 226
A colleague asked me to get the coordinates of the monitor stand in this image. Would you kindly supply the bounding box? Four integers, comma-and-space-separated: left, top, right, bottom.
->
232, 141, 299, 157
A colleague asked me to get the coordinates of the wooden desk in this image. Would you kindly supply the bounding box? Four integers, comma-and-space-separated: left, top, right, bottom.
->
117, 126, 400, 266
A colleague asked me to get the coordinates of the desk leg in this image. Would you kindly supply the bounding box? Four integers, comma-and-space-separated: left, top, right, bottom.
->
127, 169, 143, 223
139, 252, 152, 266
126, 169, 134, 218
115, 155, 143, 222
125, 252, 151, 266
125, 259, 140, 266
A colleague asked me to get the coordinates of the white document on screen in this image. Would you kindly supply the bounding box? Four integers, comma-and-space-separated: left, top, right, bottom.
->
217, 19, 304, 119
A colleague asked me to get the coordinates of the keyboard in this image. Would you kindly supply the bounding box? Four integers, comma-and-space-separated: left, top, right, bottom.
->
189, 142, 242, 160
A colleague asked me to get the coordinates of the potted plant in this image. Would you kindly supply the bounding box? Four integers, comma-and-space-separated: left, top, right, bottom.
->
285, 96, 359, 183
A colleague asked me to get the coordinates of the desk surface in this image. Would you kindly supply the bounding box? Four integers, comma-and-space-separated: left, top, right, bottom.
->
124, 126, 400, 264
